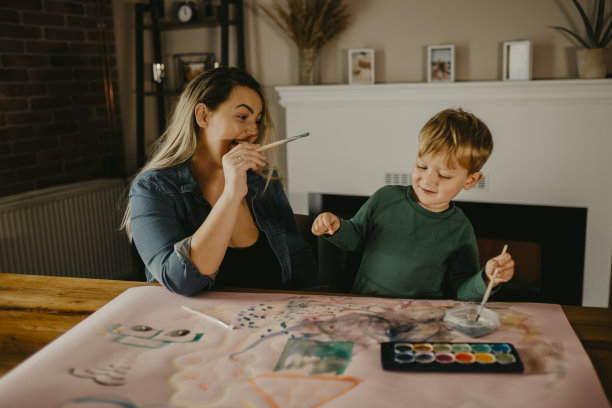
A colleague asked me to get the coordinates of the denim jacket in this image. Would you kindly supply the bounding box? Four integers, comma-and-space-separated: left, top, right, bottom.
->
129, 163, 316, 296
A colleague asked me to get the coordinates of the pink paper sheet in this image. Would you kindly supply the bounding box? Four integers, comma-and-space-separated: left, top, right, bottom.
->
0, 287, 609, 408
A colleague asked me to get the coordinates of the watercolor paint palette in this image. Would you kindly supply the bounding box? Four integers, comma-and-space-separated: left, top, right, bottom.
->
381, 342, 524, 373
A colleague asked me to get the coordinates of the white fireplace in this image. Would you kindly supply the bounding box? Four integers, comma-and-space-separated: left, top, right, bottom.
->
276, 79, 612, 307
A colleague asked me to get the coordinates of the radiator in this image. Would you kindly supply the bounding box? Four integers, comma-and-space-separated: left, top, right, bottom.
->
0, 178, 139, 280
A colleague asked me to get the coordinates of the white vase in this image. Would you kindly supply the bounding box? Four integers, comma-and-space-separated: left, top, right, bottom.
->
576, 48, 609, 79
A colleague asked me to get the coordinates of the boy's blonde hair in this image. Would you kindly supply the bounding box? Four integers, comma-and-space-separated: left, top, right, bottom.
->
418, 108, 493, 173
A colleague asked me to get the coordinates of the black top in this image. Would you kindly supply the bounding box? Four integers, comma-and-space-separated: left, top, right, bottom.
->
215, 231, 283, 289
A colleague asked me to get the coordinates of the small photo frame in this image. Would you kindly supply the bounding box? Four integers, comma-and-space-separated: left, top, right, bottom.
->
427, 45, 455, 82
173, 53, 217, 88
348, 49, 375, 84
502, 40, 532, 81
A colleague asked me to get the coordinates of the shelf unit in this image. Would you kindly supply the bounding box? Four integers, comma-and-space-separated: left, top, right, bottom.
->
134, 0, 245, 166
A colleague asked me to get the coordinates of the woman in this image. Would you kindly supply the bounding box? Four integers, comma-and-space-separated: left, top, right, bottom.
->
122, 67, 316, 296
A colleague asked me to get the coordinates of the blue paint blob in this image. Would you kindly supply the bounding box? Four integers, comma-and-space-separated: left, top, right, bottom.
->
491, 343, 511, 353
394, 352, 415, 364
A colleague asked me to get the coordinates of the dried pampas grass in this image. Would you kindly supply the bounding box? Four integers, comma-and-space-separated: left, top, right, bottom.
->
260, 0, 350, 50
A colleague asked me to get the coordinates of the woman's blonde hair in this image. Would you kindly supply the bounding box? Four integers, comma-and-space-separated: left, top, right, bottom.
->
121, 67, 277, 240
418, 108, 493, 174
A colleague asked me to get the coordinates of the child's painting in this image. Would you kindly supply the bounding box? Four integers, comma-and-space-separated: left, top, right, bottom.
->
0, 287, 608, 408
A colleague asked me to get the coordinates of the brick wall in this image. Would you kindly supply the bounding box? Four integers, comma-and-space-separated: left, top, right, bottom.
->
0, 0, 123, 198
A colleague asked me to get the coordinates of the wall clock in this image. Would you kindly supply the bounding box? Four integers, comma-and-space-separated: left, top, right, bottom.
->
176, 1, 197, 23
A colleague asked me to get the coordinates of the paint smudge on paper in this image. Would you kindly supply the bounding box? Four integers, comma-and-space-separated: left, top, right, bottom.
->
59, 394, 177, 407
273, 338, 353, 375
249, 373, 362, 408
170, 347, 257, 406
230, 299, 453, 358
107, 324, 203, 349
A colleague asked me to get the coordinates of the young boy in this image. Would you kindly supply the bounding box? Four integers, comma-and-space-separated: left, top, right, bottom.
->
311, 108, 514, 301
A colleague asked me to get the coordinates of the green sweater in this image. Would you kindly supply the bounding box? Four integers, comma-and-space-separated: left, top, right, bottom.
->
325, 185, 488, 301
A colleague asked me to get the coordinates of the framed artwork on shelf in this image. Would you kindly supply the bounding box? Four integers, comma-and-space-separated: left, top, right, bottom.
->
173, 53, 218, 89
427, 45, 454, 82
502, 40, 532, 81
348, 49, 375, 84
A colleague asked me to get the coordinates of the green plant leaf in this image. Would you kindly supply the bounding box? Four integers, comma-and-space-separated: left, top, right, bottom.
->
601, 19, 612, 47
552, 25, 591, 48
553, 0, 612, 48
571, 0, 597, 47
594, 0, 605, 40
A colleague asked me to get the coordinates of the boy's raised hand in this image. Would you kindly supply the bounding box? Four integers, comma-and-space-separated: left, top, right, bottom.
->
311, 212, 340, 236
484, 251, 515, 287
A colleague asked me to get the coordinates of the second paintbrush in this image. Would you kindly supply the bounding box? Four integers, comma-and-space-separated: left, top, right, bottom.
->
256, 132, 309, 152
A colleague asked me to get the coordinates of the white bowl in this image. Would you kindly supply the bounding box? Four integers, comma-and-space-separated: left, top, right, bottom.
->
444, 304, 500, 337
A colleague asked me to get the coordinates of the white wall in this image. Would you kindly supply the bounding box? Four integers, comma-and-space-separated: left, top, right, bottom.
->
248, 0, 612, 85
113, 0, 612, 174
277, 79, 612, 307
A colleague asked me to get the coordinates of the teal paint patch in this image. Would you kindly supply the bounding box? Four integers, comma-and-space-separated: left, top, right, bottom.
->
273, 338, 353, 375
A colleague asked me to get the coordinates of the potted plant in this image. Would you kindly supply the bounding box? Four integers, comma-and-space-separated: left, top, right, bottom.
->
552, 0, 612, 78
260, 0, 350, 85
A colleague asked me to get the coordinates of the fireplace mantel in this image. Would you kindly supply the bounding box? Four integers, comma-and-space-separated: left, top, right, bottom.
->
277, 79, 611, 105
276, 79, 612, 307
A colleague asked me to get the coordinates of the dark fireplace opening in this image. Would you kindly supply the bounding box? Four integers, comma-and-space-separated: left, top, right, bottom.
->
308, 193, 586, 306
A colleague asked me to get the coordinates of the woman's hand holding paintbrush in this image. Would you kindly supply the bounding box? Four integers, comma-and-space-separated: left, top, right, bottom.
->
223, 132, 310, 196
256, 132, 309, 152
225, 132, 309, 178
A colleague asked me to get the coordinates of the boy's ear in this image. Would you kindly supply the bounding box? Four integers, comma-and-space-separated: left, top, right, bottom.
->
194, 103, 209, 128
463, 171, 483, 190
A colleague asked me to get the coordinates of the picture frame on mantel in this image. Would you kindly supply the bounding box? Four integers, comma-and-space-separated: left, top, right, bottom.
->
502, 40, 532, 81
348, 49, 375, 84
427, 45, 455, 82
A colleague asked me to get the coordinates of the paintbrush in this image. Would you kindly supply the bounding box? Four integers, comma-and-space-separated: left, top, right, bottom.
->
181, 305, 234, 330
256, 132, 309, 152
475, 244, 508, 322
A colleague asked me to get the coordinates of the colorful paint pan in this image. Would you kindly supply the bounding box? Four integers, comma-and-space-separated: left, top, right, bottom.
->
435, 352, 455, 364
474, 353, 495, 364
394, 352, 415, 364
381, 342, 524, 373
494, 353, 517, 364
394, 343, 414, 354
470, 343, 492, 353
451, 343, 471, 353
455, 352, 475, 364
432, 343, 453, 353
491, 343, 512, 353
413, 343, 434, 352
415, 352, 435, 363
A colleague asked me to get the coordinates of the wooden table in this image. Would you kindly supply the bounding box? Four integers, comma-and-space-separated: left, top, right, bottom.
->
1, 272, 611, 404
